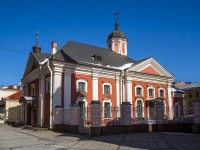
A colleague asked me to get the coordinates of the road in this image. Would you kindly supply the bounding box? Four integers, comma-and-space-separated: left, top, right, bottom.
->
0, 123, 200, 150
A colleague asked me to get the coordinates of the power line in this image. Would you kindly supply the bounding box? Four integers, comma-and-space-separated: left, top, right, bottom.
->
16, 0, 105, 45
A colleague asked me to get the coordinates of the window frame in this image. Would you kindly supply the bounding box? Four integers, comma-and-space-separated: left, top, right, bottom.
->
102, 82, 112, 94
45, 77, 50, 93
135, 85, 143, 97
76, 78, 88, 92
135, 98, 144, 118
102, 98, 112, 119
158, 88, 165, 98
147, 86, 155, 98
31, 84, 35, 96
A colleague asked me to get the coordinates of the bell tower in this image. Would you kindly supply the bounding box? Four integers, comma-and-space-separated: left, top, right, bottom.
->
107, 11, 128, 56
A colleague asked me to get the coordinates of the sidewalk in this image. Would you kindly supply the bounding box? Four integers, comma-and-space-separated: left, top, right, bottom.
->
1, 123, 200, 149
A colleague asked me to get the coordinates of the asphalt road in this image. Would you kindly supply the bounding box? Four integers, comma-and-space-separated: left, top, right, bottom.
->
0, 123, 200, 150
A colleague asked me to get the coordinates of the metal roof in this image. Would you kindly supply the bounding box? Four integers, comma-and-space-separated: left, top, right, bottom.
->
53, 40, 136, 68
176, 83, 200, 90
32, 52, 51, 64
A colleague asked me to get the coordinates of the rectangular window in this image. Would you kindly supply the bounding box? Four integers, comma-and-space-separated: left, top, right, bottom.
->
160, 90, 164, 97
31, 84, 35, 96
104, 85, 110, 94
46, 80, 50, 92
104, 103, 110, 118
136, 87, 142, 96
149, 89, 154, 97
78, 82, 85, 92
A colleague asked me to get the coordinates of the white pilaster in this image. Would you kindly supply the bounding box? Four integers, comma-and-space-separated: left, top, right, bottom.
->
125, 77, 132, 103
167, 83, 173, 119
64, 71, 72, 124
92, 76, 98, 100
53, 68, 62, 108
115, 77, 120, 117
38, 75, 45, 127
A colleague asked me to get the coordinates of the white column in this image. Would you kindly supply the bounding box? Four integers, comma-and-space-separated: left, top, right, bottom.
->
64, 71, 72, 124
38, 75, 45, 127
116, 77, 120, 118
167, 84, 173, 120
92, 76, 98, 100
116, 77, 120, 106
53, 69, 62, 108
125, 77, 132, 103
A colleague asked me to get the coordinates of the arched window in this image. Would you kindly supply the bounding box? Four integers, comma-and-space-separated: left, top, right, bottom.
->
76, 96, 87, 118
137, 100, 143, 118
102, 98, 112, 118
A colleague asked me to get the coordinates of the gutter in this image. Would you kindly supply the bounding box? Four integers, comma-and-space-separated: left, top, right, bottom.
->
47, 60, 53, 130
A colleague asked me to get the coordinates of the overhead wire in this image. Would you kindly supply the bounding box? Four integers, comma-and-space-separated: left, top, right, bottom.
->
15, 0, 104, 45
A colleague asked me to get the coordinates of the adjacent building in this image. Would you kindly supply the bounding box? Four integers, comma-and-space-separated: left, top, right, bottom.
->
0, 85, 22, 123
175, 82, 200, 115
20, 14, 175, 129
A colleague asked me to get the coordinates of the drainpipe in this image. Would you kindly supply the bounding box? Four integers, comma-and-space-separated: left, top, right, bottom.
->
47, 60, 53, 130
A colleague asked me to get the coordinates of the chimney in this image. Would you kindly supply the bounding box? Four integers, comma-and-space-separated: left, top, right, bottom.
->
52, 41, 57, 54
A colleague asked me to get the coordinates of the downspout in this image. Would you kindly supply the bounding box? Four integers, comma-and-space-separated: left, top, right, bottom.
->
47, 60, 53, 130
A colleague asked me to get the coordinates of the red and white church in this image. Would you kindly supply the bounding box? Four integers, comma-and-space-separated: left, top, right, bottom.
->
20, 14, 180, 129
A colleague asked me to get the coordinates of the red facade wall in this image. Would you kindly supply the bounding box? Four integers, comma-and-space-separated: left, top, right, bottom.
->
98, 77, 116, 106
27, 78, 39, 125
44, 74, 50, 127
71, 74, 92, 105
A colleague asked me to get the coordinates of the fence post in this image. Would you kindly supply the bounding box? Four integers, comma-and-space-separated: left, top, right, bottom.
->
121, 102, 131, 125
155, 102, 164, 124
91, 101, 101, 127
54, 106, 64, 124
192, 99, 200, 124
70, 105, 79, 125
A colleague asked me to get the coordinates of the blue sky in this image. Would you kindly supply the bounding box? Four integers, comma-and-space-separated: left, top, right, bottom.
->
0, 0, 200, 86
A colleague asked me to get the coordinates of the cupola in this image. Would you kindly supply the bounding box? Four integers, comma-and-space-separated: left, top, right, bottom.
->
32, 31, 41, 53
107, 11, 128, 56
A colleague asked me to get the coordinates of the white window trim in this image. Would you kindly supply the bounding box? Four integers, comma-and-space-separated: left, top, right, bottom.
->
158, 88, 166, 98
45, 77, 50, 93
135, 98, 144, 118
102, 82, 112, 94
147, 86, 155, 99
135, 85, 144, 96
76, 96, 88, 118
76, 78, 88, 92
31, 84, 35, 96
102, 98, 112, 119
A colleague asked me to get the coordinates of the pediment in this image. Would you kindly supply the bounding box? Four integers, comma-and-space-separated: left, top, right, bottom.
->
140, 66, 160, 75
23, 53, 39, 77
128, 57, 173, 78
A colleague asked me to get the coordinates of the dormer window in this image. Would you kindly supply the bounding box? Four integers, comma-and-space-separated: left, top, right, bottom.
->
92, 54, 102, 61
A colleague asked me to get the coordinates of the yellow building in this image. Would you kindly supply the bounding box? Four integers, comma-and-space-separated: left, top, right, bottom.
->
0, 85, 22, 123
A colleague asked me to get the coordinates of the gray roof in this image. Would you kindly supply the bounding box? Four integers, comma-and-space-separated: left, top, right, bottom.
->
108, 30, 127, 40
32, 52, 51, 64
176, 82, 200, 90
53, 40, 136, 68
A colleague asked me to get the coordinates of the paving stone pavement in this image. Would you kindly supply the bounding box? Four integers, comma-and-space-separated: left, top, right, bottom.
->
0, 123, 200, 150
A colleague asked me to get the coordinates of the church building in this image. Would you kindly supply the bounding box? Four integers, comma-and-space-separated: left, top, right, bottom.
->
20, 13, 174, 128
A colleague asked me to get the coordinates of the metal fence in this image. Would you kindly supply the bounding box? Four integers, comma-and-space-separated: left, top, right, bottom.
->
63, 105, 194, 130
